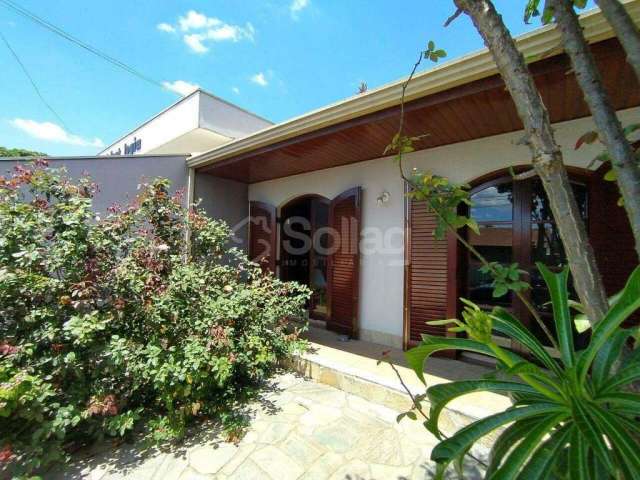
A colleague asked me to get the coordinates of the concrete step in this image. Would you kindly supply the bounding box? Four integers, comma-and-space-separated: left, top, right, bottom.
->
287, 327, 511, 448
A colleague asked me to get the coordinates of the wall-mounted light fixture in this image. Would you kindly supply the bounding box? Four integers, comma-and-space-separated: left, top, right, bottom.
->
376, 191, 391, 206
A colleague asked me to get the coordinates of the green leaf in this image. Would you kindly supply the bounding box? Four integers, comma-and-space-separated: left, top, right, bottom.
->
599, 363, 640, 394
568, 429, 589, 480
588, 405, 640, 477
591, 329, 629, 389
523, 0, 541, 23
491, 413, 568, 480
493, 284, 508, 298
574, 316, 591, 334
425, 380, 539, 438
623, 123, 640, 137
430, 404, 567, 468
572, 401, 614, 471
405, 336, 523, 384
578, 266, 640, 383
603, 169, 617, 181
486, 418, 542, 477
595, 392, 640, 414
536, 263, 574, 367
518, 424, 573, 480
491, 307, 562, 376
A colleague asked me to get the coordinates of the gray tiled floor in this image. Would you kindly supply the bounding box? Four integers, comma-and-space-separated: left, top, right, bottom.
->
51, 372, 484, 479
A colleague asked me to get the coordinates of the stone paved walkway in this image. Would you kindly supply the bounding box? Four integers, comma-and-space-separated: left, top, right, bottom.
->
52, 372, 484, 479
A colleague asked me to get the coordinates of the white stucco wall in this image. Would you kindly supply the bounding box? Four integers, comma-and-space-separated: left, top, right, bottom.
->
249, 107, 639, 348
199, 93, 273, 140
99, 94, 200, 156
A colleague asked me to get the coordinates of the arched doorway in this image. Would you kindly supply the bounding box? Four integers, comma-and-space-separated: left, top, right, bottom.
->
250, 188, 362, 337
280, 195, 330, 320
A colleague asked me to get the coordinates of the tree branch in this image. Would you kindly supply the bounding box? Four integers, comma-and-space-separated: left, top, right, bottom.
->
596, 0, 640, 82
551, 0, 640, 259
454, 0, 609, 326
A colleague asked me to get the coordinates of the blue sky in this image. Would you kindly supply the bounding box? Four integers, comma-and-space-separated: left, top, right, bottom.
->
0, 0, 596, 156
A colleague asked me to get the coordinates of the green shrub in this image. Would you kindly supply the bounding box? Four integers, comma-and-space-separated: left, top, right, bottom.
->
0, 161, 310, 476
405, 263, 640, 479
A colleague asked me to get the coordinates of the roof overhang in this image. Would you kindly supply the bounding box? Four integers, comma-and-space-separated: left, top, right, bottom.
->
188, 0, 640, 181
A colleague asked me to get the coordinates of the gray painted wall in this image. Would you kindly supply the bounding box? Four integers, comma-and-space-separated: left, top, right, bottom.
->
0, 154, 189, 213
194, 172, 249, 251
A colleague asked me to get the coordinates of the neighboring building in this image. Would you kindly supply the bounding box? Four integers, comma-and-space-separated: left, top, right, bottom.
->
0, 154, 190, 213
98, 89, 272, 156
4, 2, 639, 357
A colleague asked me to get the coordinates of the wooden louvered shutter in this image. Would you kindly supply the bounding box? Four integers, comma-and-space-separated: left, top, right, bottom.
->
249, 201, 277, 273
590, 165, 638, 327
406, 199, 458, 356
327, 187, 361, 337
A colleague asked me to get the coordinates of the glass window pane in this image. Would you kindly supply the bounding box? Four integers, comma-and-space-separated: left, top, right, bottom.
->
470, 184, 514, 222
468, 223, 513, 307
531, 181, 588, 222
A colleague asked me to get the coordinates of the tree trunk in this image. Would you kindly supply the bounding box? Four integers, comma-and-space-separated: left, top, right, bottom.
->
453, 0, 609, 325
551, 0, 640, 259
596, 0, 640, 81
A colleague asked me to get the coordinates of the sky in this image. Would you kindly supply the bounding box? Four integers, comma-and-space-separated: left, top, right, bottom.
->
0, 0, 596, 156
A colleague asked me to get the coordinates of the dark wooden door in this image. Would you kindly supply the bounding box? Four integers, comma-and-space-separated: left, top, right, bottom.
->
249, 201, 277, 273
405, 198, 458, 355
327, 187, 361, 337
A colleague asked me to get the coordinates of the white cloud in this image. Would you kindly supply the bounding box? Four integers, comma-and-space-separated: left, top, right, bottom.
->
162, 80, 200, 96
183, 33, 209, 53
156, 22, 175, 33
250, 72, 268, 87
11, 119, 104, 148
290, 0, 309, 19
178, 10, 221, 31
232, 86, 240, 94
158, 10, 254, 53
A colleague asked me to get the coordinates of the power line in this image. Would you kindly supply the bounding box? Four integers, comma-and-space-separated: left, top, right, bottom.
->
0, 30, 69, 130
0, 0, 171, 93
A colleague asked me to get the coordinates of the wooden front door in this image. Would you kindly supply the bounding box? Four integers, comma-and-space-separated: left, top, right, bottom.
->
327, 187, 362, 337
249, 201, 277, 273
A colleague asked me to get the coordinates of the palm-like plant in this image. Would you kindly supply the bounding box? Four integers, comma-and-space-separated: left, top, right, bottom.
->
406, 263, 640, 479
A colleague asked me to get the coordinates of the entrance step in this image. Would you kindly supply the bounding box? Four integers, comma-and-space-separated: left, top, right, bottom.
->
287, 327, 511, 448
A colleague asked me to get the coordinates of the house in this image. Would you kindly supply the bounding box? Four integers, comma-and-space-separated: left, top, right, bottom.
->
5, 2, 638, 359
186, 2, 640, 354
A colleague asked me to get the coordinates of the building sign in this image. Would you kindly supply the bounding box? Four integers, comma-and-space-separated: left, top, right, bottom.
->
110, 137, 142, 156
125, 137, 142, 155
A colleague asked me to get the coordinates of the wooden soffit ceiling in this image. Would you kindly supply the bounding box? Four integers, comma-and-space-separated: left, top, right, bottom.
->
200, 39, 640, 184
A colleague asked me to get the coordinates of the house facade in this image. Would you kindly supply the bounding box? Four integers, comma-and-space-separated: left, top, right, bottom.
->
6, 3, 638, 358
187, 3, 640, 353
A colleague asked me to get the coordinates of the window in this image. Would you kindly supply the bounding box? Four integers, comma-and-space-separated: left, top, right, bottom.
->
467, 176, 588, 348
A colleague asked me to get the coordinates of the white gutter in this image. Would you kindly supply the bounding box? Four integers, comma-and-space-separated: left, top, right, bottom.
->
188, 0, 640, 170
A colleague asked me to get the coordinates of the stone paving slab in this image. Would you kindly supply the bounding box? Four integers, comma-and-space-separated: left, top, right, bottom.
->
51, 372, 485, 479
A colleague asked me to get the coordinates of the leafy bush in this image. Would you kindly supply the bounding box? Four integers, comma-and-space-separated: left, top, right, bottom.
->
0, 161, 309, 476
405, 263, 640, 479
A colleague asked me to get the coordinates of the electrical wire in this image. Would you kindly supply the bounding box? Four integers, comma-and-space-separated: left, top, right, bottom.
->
0, 30, 69, 130
0, 0, 170, 92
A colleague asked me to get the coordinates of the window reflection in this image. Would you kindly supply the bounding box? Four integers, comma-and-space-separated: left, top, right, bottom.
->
468, 182, 514, 310
467, 178, 589, 349
470, 184, 513, 222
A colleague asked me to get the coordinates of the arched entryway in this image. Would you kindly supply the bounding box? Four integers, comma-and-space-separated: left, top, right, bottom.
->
279, 195, 330, 320
249, 187, 362, 337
